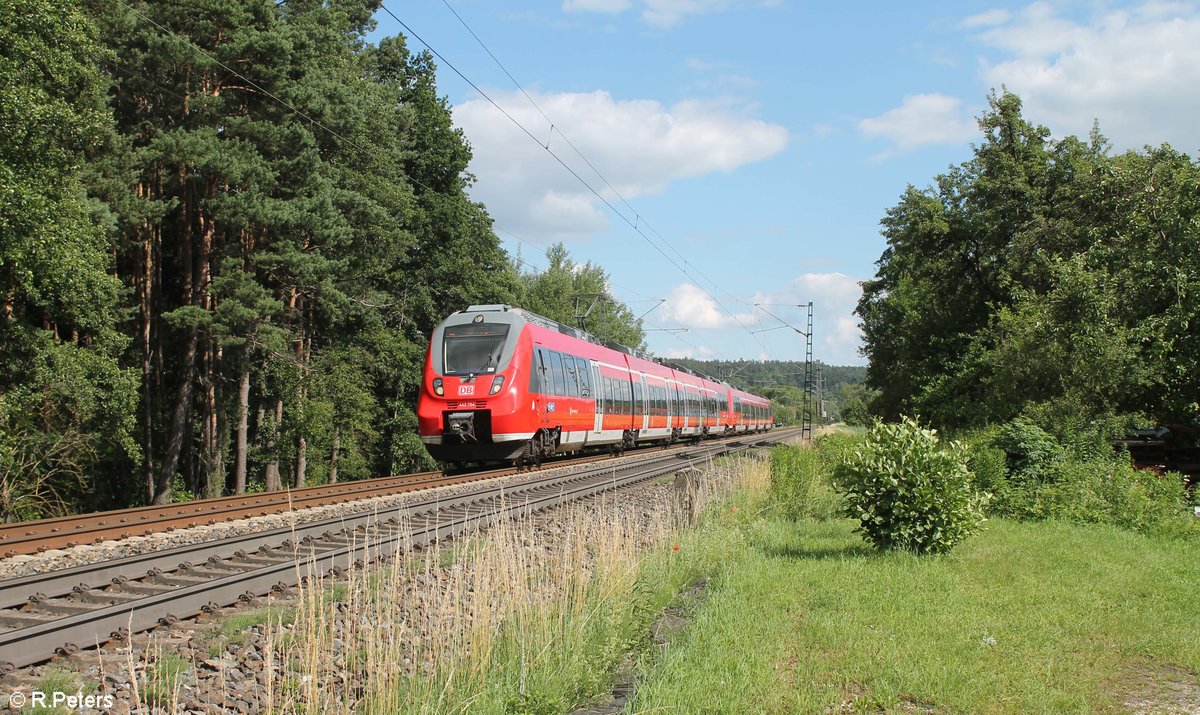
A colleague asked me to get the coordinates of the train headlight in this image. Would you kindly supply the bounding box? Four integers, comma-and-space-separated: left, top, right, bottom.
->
489, 375, 505, 395
433, 378, 444, 396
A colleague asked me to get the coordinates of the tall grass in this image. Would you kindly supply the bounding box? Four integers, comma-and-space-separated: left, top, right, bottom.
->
767, 434, 851, 521
257, 454, 772, 713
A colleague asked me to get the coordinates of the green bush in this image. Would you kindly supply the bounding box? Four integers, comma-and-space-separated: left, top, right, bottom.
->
993, 418, 1065, 484
963, 430, 1007, 494
1034, 461, 1196, 537
963, 419, 1197, 538
834, 417, 989, 555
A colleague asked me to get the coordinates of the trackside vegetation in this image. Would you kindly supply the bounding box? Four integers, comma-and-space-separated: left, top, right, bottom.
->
630, 438, 1200, 714
857, 89, 1200, 461
834, 417, 988, 555
102, 437, 1196, 712
233, 456, 768, 713
0, 0, 649, 517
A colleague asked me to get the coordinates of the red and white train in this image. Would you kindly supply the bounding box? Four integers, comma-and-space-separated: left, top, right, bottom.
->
417, 305, 773, 465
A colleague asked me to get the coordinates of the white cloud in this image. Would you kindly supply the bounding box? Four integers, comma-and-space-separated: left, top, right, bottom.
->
662, 283, 736, 329
858, 94, 978, 159
643, 0, 734, 26
972, 1, 1200, 150
752, 273, 865, 365
962, 8, 1010, 28
562, 0, 631, 13
562, 0, 776, 27
454, 89, 788, 242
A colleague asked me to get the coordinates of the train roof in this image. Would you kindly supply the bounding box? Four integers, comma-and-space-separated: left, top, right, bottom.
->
457, 304, 744, 395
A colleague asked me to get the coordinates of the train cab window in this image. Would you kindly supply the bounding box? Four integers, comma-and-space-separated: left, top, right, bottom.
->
443, 323, 510, 375
575, 357, 591, 397
530, 349, 546, 394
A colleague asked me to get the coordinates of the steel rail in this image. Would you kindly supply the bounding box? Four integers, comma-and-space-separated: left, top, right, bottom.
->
0, 432, 794, 672
0, 449, 689, 610
0, 471, 487, 557
0, 442, 656, 557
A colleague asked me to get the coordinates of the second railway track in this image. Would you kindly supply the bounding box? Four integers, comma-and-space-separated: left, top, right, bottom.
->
0, 430, 798, 673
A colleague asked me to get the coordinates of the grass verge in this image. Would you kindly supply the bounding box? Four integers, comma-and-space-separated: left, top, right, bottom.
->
631, 516, 1200, 713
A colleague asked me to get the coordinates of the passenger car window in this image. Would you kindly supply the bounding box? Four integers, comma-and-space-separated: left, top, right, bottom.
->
549, 352, 565, 395
575, 357, 591, 396
563, 355, 580, 397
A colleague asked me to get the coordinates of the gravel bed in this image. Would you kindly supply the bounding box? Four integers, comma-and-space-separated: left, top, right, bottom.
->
0, 443, 717, 581
0, 453, 760, 714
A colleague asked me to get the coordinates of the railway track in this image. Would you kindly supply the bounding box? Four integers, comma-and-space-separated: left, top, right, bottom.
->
0, 452, 623, 558
0, 430, 797, 673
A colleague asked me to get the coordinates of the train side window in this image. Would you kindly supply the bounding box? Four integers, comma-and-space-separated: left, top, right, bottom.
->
575, 357, 591, 397
563, 355, 580, 397
633, 381, 643, 415
549, 352, 565, 395
559, 353, 575, 397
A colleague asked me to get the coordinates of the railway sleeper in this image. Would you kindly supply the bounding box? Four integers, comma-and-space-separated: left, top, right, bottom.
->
229, 555, 297, 568
0, 610, 60, 629
25, 599, 96, 617
146, 572, 211, 587
312, 538, 359, 548
107, 581, 174, 596
70, 589, 143, 605
194, 558, 256, 573
177, 564, 253, 579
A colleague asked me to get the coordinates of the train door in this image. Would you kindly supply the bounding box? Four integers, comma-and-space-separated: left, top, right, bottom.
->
636, 373, 648, 432
589, 360, 604, 439
533, 347, 548, 429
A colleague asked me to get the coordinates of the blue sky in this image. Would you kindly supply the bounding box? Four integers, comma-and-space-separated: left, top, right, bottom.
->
372, 1, 1200, 366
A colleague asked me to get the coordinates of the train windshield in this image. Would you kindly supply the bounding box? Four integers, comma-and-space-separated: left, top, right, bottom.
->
443, 323, 510, 375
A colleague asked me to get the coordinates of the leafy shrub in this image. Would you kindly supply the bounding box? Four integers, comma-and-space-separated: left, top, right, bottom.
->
834, 417, 989, 555
964, 418, 1197, 538
984, 419, 1065, 518
993, 418, 1065, 484
769, 445, 840, 521
967, 442, 1007, 495
1032, 460, 1196, 537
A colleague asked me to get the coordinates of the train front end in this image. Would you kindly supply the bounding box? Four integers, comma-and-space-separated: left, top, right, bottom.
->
417, 305, 533, 463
